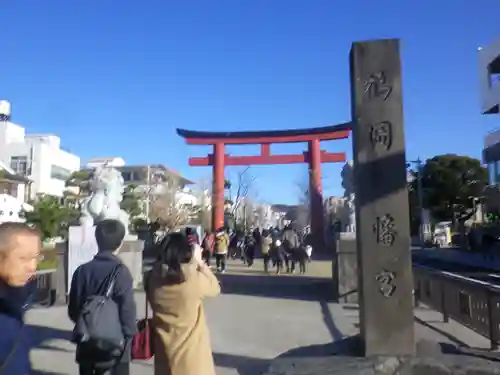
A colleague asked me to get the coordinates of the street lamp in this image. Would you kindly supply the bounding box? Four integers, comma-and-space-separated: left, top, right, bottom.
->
407, 158, 425, 247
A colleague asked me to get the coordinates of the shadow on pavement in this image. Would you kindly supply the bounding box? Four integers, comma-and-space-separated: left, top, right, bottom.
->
213, 352, 270, 375
319, 300, 344, 341
217, 273, 334, 302
275, 336, 463, 359
276, 335, 363, 359
26, 323, 73, 353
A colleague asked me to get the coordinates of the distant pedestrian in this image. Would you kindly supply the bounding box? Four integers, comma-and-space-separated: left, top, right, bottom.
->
304, 232, 314, 262
281, 225, 300, 273
214, 228, 229, 273
228, 232, 239, 260
295, 246, 308, 274
270, 228, 281, 268
244, 232, 256, 267
260, 229, 272, 273
201, 231, 215, 267
273, 240, 285, 275
0, 223, 41, 375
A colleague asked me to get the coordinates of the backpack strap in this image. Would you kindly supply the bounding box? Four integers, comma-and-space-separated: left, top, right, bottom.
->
91, 264, 122, 299
104, 264, 122, 299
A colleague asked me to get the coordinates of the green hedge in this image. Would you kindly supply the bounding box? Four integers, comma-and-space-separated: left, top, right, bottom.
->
37, 248, 60, 271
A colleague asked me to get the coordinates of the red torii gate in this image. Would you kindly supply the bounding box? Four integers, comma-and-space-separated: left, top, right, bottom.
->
177, 123, 351, 246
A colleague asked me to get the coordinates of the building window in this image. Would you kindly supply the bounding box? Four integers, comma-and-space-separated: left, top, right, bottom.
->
122, 171, 134, 182
489, 162, 496, 185
488, 55, 500, 88
10, 156, 28, 176
495, 161, 500, 186
51, 165, 72, 181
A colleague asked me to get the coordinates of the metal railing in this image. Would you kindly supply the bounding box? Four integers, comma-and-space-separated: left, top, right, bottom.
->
33, 269, 57, 307
413, 265, 500, 350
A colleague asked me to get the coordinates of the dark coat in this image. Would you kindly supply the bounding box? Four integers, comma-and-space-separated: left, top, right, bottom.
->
281, 228, 300, 251
68, 251, 137, 365
0, 280, 36, 375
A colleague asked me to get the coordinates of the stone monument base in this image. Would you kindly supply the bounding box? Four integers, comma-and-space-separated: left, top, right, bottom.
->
117, 239, 145, 290
64, 227, 145, 299
332, 232, 358, 303
124, 233, 139, 241
263, 336, 500, 375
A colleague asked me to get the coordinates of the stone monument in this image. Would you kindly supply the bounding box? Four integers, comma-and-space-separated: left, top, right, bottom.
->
350, 38, 414, 356
66, 165, 144, 291
80, 165, 130, 234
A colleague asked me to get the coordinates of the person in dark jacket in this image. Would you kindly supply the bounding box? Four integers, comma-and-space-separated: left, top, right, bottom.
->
68, 219, 137, 375
244, 231, 256, 267
281, 225, 300, 273
0, 222, 41, 375
260, 229, 272, 273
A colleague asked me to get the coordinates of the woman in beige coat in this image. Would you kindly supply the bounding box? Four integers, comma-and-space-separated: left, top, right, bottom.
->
147, 232, 220, 375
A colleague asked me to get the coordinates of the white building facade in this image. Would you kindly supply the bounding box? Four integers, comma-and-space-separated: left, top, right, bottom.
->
87, 157, 126, 169
0, 101, 81, 199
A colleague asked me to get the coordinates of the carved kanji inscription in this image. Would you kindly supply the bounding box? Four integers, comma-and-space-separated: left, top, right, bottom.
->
375, 270, 396, 297
373, 214, 396, 246
364, 71, 392, 101
369, 121, 393, 151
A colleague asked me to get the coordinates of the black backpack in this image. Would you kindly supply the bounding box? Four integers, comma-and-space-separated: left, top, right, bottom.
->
72, 265, 125, 356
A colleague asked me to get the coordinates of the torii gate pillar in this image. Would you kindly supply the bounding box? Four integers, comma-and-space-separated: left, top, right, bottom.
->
308, 139, 325, 247
213, 142, 226, 231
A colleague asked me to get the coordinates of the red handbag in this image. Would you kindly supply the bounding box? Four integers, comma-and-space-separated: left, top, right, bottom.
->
131, 296, 154, 360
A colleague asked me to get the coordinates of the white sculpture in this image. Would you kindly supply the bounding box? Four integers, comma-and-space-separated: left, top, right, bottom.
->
341, 161, 356, 233
79, 165, 130, 234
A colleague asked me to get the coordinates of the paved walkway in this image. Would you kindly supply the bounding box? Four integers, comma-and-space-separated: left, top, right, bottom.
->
26, 259, 490, 375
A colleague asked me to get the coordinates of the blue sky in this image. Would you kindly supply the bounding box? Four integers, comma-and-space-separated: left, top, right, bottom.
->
1, 0, 499, 204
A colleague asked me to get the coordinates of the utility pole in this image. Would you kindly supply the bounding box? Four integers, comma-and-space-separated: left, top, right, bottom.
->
243, 201, 247, 232
145, 165, 151, 223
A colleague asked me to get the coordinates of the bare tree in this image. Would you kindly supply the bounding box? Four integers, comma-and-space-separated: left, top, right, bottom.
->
229, 167, 257, 220
294, 172, 311, 230
254, 203, 271, 229
192, 177, 212, 232
149, 177, 197, 230
242, 198, 255, 230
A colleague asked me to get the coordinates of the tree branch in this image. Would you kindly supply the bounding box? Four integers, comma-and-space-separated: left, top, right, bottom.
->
231, 167, 256, 217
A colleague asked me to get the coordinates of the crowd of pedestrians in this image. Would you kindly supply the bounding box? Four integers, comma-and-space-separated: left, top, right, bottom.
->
199, 224, 313, 275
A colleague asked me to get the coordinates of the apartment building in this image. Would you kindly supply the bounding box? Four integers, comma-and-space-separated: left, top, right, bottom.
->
480, 39, 500, 211
84, 159, 205, 213
0, 101, 81, 199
